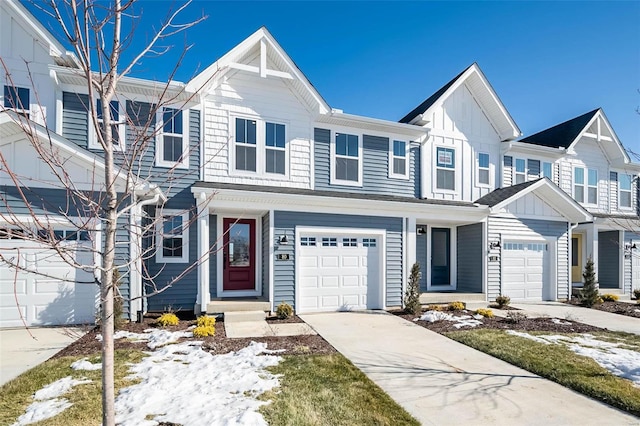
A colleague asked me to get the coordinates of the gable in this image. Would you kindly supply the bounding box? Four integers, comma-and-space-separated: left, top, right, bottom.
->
502, 192, 563, 219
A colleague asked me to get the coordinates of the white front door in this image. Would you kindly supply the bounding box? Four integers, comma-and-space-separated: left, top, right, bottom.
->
502, 241, 550, 301
297, 234, 381, 313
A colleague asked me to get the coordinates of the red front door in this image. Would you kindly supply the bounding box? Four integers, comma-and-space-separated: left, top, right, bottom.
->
223, 218, 256, 291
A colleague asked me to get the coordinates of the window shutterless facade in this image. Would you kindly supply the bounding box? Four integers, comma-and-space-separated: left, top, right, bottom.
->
235, 117, 257, 172
619, 174, 632, 209
331, 132, 362, 186
156, 210, 189, 263
233, 117, 288, 176
3, 86, 29, 117
477, 152, 490, 185
389, 140, 409, 179
542, 162, 553, 180
435, 147, 455, 191
573, 167, 585, 203
515, 158, 526, 184
157, 108, 188, 168
265, 122, 286, 175
89, 99, 124, 150
587, 169, 598, 205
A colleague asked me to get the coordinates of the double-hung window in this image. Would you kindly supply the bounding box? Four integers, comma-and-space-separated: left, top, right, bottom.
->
435, 147, 455, 191
332, 132, 361, 185
157, 210, 189, 263
542, 162, 553, 180
235, 118, 257, 172
477, 152, 490, 185
90, 99, 124, 150
3, 86, 29, 117
265, 122, 286, 175
514, 159, 526, 184
620, 174, 632, 209
587, 169, 598, 205
574, 167, 585, 203
390, 140, 408, 179
157, 108, 188, 168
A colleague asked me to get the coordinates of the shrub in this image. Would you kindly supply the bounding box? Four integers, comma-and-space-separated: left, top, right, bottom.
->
600, 293, 619, 302
475, 308, 494, 318
276, 302, 293, 319
633, 289, 640, 301
427, 304, 444, 312
404, 263, 422, 315
506, 311, 528, 324
197, 315, 216, 328
447, 301, 465, 311
579, 257, 601, 308
495, 295, 511, 309
193, 325, 215, 337
157, 312, 179, 327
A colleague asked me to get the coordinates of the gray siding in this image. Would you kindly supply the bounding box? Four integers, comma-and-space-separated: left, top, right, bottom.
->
412, 143, 421, 198
209, 214, 217, 298
487, 217, 569, 301
273, 211, 403, 311
314, 128, 418, 198
262, 213, 270, 302
625, 231, 640, 294
62, 92, 90, 148
416, 231, 428, 291
457, 223, 483, 292
598, 231, 620, 289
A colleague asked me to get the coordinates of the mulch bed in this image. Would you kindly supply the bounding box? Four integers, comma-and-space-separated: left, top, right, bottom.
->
52, 315, 335, 359
567, 298, 640, 319
395, 310, 605, 334
265, 314, 304, 324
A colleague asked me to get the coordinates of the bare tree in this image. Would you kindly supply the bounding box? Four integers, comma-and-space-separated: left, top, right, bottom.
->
0, 1, 215, 424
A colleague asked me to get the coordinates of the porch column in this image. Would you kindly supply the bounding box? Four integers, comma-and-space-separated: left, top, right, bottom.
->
407, 217, 417, 268
585, 225, 598, 281
196, 193, 210, 314
129, 204, 142, 320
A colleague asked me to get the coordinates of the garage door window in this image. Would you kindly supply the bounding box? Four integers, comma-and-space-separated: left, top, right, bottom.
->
322, 237, 337, 247
503, 242, 524, 251
300, 237, 316, 246
527, 243, 547, 251
342, 238, 357, 247
363, 238, 377, 247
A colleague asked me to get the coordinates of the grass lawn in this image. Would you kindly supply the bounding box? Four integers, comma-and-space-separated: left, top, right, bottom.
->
260, 354, 419, 426
0, 350, 145, 426
446, 329, 640, 417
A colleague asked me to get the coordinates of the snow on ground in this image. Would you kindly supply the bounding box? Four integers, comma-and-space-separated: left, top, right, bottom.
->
70, 358, 101, 371
12, 377, 91, 426
96, 328, 193, 349
551, 318, 572, 325
506, 331, 640, 386
114, 340, 282, 426
415, 311, 483, 328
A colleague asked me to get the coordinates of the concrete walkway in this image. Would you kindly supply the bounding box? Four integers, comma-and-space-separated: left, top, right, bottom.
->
301, 311, 638, 426
0, 327, 86, 386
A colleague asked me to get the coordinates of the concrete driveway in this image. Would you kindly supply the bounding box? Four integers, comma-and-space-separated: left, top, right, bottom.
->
0, 327, 86, 386
301, 311, 638, 426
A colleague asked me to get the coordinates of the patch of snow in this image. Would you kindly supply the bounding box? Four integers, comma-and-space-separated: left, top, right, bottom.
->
12, 377, 91, 426
551, 318, 572, 325
635, 309, 640, 313
95, 328, 192, 349
505, 331, 640, 386
415, 311, 482, 328
451, 315, 483, 328
114, 341, 282, 426
416, 311, 453, 322
70, 358, 101, 371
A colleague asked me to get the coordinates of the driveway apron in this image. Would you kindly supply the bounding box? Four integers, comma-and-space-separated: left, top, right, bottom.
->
300, 311, 638, 426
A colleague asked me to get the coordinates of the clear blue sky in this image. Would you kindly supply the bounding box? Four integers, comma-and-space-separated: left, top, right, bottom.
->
27, 1, 640, 154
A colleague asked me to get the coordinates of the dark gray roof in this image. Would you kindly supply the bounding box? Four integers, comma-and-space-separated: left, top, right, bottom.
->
399, 64, 473, 124
592, 212, 640, 220
192, 182, 478, 208
474, 179, 542, 207
519, 109, 599, 148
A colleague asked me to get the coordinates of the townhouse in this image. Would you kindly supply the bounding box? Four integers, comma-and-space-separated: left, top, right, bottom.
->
0, 0, 637, 327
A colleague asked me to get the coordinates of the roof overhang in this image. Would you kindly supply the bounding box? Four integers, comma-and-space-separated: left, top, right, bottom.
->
486, 178, 592, 223
502, 140, 567, 157
316, 111, 430, 140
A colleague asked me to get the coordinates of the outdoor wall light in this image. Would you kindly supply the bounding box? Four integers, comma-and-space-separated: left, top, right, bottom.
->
489, 241, 501, 250
416, 226, 427, 235
278, 235, 289, 245
625, 242, 637, 251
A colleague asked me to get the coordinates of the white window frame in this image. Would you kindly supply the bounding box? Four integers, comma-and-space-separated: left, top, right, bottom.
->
230, 114, 289, 178
573, 167, 585, 203
542, 161, 553, 180
514, 158, 526, 184
619, 173, 633, 210
389, 139, 409, 180
88, 99, 125, 151
3, 85, 30, 117
586, 168, 598, 206
156, 209, 189, 264
476, 152, 491, 187
434, 146, 456, 192
330, 129, 363, 187
156, 107, 190, 169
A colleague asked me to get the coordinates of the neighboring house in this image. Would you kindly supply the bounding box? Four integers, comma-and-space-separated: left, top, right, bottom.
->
0, 2, 636, 328
503, 109, 640, 295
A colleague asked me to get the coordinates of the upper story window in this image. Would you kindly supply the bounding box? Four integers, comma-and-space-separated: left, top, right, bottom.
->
514, 159, 526, 184
331, 132, 362, 186
574, 167, 598, 205
156, 210, 189, 263
265, 122, 286, 175
527, 159, 540, 179
3, 86, 30, 117
542, 162, 553, 180
587, 169, 598, 205
619, 174, 632, 209
477, 152, 490, 186
573, 167, 585, 203
436, 147, 455, 191
389, 140, 409, 179
235, 117, 257, 172
157, 108, 188, 168
89, 99, 124, 150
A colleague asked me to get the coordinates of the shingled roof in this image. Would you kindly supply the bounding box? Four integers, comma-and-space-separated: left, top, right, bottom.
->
519, 109, 600, 149
474, 179, 543, 207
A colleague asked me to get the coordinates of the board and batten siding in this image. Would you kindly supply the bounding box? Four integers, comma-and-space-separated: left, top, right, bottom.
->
314, 128, 418, 197
598, 231, 620, 289
272, 211, 403, 311
624, 231, 640, 294
456, 223, 483, 293
201, 68, 313, 188
487, 217, 569, 301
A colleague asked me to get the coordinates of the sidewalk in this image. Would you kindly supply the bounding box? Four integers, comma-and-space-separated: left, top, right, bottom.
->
301, 311, 638, 426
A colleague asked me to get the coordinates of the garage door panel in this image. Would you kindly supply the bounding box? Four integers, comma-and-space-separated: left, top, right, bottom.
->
0, 280, 26, 295
321, 256, 339, 268
342, 276, 360, 287
321, 276, 339, 288
299, 256, 317, 268
321, 295, 339, 308
503, 240, 549, 302
300, 276, 318, 289
342, 256, 359, 267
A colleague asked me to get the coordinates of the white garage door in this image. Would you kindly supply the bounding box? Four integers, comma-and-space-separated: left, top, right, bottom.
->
502, 241, 550, 301
298, 234, 381, 313
0, 229, 98, 328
